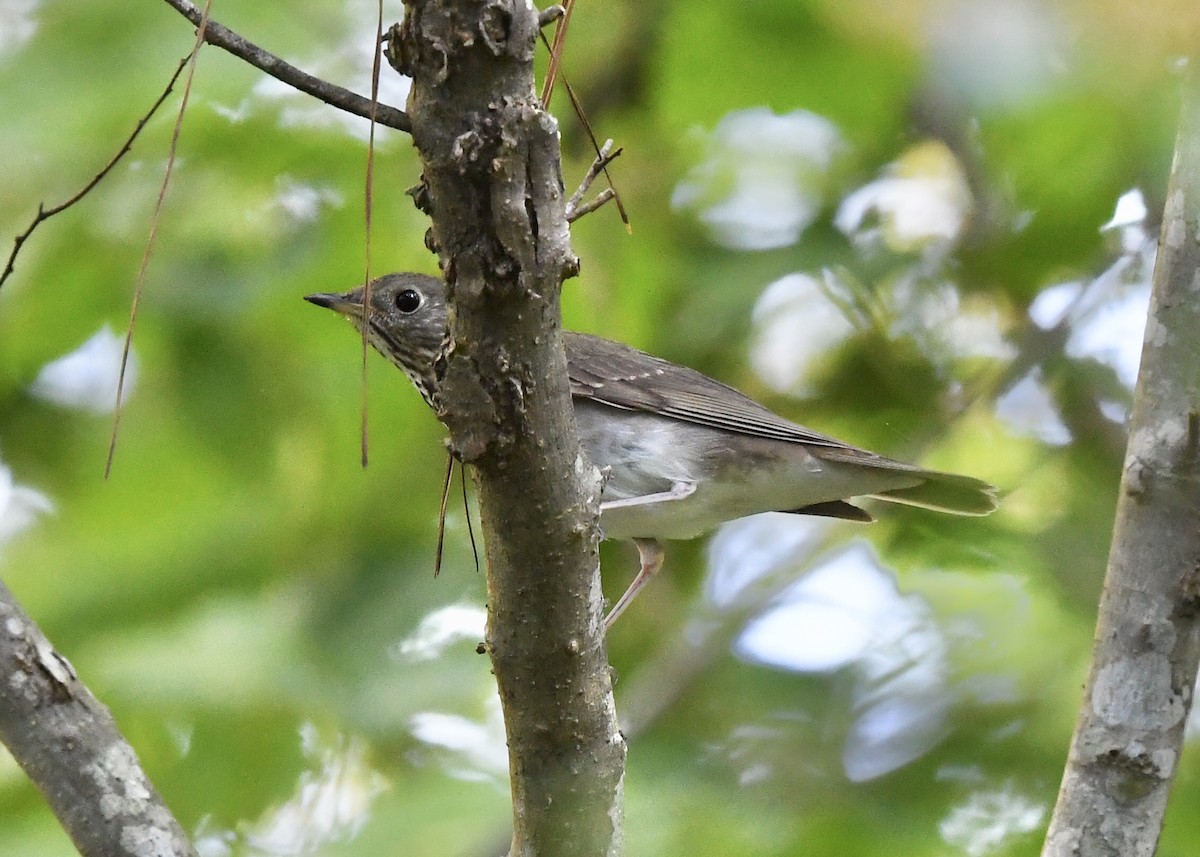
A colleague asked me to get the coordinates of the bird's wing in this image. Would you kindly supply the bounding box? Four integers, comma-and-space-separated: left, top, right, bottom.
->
564, 332, 999, 516
564, 331, 889, 458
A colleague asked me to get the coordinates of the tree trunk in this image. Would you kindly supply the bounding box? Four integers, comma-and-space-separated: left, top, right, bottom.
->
389, 2, 626, 855
1042, 68, 1200, 856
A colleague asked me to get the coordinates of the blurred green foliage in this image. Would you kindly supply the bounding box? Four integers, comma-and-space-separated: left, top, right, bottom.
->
1, 1, 1198, 855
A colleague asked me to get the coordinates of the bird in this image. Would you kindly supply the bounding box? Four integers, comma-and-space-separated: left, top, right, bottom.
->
306, 273, 997, 626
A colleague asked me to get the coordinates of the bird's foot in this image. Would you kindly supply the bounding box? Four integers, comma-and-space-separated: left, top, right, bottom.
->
599, 480, 696, 511
604, 538, 665, 628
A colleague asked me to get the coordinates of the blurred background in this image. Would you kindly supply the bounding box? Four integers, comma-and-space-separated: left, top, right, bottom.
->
1, 0, 1197, 854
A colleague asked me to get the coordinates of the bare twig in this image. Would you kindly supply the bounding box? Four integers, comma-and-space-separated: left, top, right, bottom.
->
567, 187, 616, 223
434, 452, 481, 577
4, 0, 415, 295
0, 55, 192, 291
0, 579, 197, 857
160, 0, 410, 133
460, 457, 480, 572
539, 0, 575, 106
566, 138, 621, 222
106, 1, 211, 478
359, 0, 386, 469
435, 452, 455, 577
537, 30, 630, 230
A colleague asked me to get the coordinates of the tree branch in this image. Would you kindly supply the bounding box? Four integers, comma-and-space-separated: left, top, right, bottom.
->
0, 54, 192, 292
389, 1, 624, 854
0, 580, 197, 857
159, 0, 411, 133
1041, 67, 1200, 856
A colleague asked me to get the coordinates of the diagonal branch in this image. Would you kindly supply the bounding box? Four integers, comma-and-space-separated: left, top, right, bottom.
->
0, 580, 197, 857
159, 0, 411, 133
0, 55, 192, 291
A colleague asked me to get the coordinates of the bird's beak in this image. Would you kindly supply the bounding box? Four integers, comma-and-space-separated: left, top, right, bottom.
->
304, 291, 363, 321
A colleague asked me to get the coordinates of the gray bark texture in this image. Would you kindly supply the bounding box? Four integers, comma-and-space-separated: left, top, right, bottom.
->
0, 580, 197, 857
1041, 71, 1200, 857
388, 2, 626, 856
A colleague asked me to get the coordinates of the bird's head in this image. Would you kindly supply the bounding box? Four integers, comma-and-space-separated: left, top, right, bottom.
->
306, 272, 449, 405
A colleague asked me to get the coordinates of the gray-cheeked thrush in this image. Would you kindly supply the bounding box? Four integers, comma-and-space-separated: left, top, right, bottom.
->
306, 273, 998, 626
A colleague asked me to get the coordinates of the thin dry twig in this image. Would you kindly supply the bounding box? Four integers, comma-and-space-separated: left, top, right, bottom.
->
540, 0, 575, 107
434, 452, 480, 577
460, 457, 480, 572
359, 0, 386, 469
566, 139, 621, 222
567, 188, 616, 223
0, 55, 192, 292
537, 29, 630, 231
106, 2, 212, 478
434, 452, 455, 577
160, 0, 410, 133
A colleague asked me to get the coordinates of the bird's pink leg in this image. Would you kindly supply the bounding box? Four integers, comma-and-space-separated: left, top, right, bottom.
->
604, 538, 665, 628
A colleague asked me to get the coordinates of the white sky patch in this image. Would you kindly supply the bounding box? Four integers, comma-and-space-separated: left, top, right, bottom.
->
1101, 188, 1148, 233
29, 325, 135, 414
750, 268, 1013, 397
733, 543, 907, 672
391, 603, 486, 663
193, 823, 234, 857
212, 5, 412, 142
1028, 281, 1082, 330
928, 0, 1067, 108
1024, 192, 1155, 391
0, 461, 53, 548
1066, 281, 1150, 389
409, 693, 508, 783
889, 278, 1016, 363
836, 140, 972, 254
706, 513, 827, 610
672, 108, 844, 250
1097, 399, 1128, 424
0, 0, 38, 58
1185, 671, 1200, 739
994, 370, 1071, 446
939, 785, 1045, 856
726, 540, 954, 781
274, 71, 411, 140
845, 627, 951, 782
753, 264, 1008, 396
243, 724, 387, 855
750, 272, 858, 394
273, 175, 345, 223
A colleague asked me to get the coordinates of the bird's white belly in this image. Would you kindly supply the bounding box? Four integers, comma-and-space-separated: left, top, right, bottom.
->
574, 403, 922, 541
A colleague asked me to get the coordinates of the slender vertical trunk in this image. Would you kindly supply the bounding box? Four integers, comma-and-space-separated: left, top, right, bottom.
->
389, 2, 626, 854
1042, 68, 1200, 857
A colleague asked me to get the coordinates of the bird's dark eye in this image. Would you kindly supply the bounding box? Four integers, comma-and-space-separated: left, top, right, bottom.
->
395, 289, 422, 313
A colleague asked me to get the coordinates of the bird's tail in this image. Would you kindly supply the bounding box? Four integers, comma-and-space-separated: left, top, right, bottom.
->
868, 469, 998, 516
